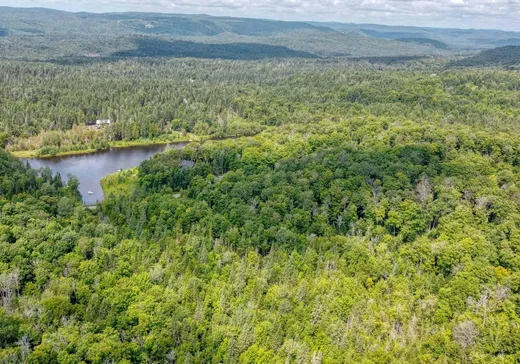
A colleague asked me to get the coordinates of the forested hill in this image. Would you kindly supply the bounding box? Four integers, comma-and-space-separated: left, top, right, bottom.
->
312, 22, 520, 50
452, 46, 520, 68
0, 7, 445, 60
0, 7, 332, 37
2, 7, 520, 61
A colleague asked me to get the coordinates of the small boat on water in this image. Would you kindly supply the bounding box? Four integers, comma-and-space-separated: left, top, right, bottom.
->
88, 191, 94, 195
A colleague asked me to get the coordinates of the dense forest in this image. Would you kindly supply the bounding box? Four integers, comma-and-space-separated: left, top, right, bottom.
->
451, 46, 520, 68
3, 109, 520, 361
1, 58, 520, 157
1, 6, 520, 363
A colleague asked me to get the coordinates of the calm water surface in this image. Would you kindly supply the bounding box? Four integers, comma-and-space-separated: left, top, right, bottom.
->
23, 142, 188, 204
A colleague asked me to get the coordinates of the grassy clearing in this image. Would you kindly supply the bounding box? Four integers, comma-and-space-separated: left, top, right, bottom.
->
100, 168, 139, 197
10, 148, 99, 159
109, 134, 198, 149
10, 150, 38, 158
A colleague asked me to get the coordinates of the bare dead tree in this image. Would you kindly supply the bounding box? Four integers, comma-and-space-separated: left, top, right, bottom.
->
453, 320, 479, 350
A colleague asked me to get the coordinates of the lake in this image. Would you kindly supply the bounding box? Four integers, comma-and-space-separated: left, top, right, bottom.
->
22, 142, 188, 204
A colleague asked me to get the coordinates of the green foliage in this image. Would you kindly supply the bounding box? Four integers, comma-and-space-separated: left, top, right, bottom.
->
3, 113, 520, 361
101, 168, 138, 198
452, 46, 520, 68
1, 51, 520, 362
0, 310, 21, 348
397, 37, 449, 49
0, 132, 8, 148
2, 59, 520, 158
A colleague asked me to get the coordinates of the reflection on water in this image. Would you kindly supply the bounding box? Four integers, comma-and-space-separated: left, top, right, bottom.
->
22, 143, 188, 204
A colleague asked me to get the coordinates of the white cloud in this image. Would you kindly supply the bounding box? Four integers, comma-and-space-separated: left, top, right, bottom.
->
3, 0, 520, 30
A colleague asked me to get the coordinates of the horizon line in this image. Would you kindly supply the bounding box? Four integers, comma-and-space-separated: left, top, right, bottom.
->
1, 5, 519, 34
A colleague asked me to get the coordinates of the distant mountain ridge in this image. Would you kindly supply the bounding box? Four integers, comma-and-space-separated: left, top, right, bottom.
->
451, 45, 520, 67
3, 6, 518, 62
0, 7, 446, 60
77, 11, 335, 37
310, 21, 520, 50
0, 7, 331, 37
494, 38, 520, 46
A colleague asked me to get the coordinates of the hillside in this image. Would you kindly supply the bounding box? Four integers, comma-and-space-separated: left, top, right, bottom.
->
0, 7, 446, 60
396, 37, 449, 50
313, 21, 520, 50
0, 7, 332, 37
452, 46, 520, 67
494, 38, 520, 46
0, 8, 514, 60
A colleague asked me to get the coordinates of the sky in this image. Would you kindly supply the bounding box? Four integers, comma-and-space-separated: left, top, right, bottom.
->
2, 0, 520, 31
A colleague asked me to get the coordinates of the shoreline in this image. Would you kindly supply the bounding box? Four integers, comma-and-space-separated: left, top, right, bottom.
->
10, 132, 249, 159
12, 148, 100, 159
10, 135, 199, 159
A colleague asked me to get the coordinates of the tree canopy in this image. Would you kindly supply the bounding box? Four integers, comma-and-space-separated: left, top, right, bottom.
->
0, 49, 520, 362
